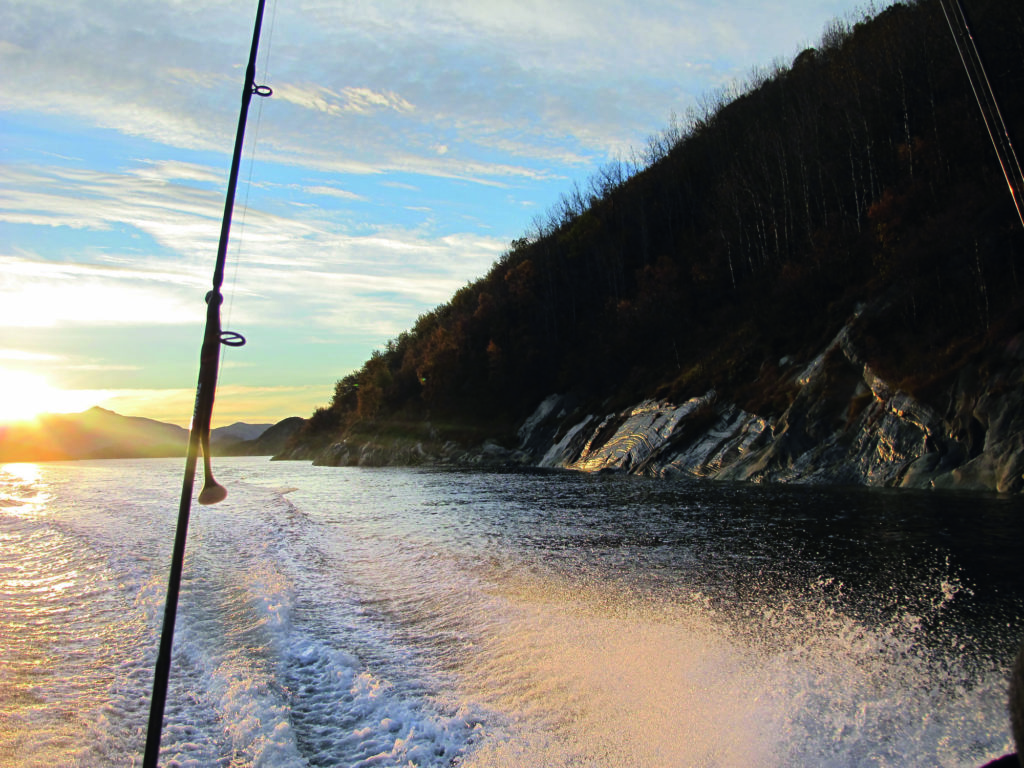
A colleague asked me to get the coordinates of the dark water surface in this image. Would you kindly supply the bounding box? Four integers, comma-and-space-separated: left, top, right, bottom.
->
1, 458, 1021, 767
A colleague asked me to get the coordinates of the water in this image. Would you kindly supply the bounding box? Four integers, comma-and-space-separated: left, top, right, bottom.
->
1, 458, 1022, 767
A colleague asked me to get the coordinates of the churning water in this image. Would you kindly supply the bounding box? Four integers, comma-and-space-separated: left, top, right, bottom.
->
1, 457, 1021, 767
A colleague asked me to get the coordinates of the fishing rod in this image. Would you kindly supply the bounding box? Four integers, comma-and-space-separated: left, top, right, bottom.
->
142, 1, 271, 765
939, 0, 1024, 229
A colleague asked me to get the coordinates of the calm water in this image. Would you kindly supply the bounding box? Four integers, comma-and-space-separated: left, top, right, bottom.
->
1, 457, 1022, 767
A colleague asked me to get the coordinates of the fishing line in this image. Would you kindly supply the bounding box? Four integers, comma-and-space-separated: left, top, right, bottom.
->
939, 0, 1024, 229
143, 2, 272, 765
223, 0, 279, 370
956, 0, 1024, 203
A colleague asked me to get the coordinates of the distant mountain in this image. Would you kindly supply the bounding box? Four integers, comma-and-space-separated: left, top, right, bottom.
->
210, 421, 274, 452
212, 417, 305, 456
241, 417, 305, 457
0, 407, 299, 462
0, 407, 187, 462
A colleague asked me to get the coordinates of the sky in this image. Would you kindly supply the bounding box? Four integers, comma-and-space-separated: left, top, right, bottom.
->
0, 0, 885, 428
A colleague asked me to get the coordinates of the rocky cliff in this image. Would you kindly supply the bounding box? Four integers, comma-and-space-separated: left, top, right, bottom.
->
285, 303, 1024, 494
518, 305, 1024, 493
276, 0, 1024, 489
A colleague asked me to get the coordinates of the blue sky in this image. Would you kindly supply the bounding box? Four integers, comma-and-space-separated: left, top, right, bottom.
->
0, 0, 886, 427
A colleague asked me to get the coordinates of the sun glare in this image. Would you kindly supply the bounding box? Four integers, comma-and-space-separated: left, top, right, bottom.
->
0, 368, 98, 423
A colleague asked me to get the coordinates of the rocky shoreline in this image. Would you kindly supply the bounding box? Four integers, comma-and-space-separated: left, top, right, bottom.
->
278, 306, 1024, 494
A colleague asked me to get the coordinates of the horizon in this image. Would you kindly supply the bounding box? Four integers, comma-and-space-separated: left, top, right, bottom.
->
0, 0, 891, 428
0, 395, 298, 430
0, 403, 284, 430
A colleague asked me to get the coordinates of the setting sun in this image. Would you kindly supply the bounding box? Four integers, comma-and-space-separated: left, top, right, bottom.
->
0, 368, 100, 423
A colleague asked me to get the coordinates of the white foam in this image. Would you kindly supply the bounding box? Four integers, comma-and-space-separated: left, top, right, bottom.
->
449, 573, 1014, 768
2, 459, 1018, 767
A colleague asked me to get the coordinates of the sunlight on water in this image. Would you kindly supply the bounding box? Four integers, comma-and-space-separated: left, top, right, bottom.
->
0, 460, 1019, 767
0, 463, 45, 517
454, 572, 1012, 768
458, 584, 772, 766
1, 462, 41, 483
0, 469, 149, 767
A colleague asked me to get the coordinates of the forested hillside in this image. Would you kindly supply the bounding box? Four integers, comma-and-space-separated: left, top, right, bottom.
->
290, 0, 1024, 456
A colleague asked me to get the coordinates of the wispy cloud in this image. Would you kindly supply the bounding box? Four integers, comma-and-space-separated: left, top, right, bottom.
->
275, 82, 414, 117
302, 184, 366, 201
2, 0, 877, 179
0, 0, 885, 420
0, 348, 61, 362
0, 161, 504, 337
130, 159, 228, 185
0, 254, 202, 328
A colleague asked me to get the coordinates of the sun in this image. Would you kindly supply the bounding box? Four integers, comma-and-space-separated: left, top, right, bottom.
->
0, 368, 98, 424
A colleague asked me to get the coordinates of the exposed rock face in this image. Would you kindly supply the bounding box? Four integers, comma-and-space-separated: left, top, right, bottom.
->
519, 312, 1024, 493
290, 307, 1024, 493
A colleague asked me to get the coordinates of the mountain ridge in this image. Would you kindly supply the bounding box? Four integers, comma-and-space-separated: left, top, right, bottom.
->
277, 0, 1024, 493
0, 407, 304, 462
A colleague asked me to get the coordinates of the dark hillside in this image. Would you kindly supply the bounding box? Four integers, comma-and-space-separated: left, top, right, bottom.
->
287, 0, 1024, 457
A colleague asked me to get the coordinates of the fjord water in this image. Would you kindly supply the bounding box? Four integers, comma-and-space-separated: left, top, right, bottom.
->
1, 458, 1021, 767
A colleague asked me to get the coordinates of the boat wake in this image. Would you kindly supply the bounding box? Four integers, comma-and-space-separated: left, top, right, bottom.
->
0, 460, 1017, 767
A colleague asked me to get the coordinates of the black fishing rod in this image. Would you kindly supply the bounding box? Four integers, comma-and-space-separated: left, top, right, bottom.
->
142, 1, 271, 765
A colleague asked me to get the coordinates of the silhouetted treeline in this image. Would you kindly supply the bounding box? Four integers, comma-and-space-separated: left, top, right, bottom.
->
299, 0, 1024, 448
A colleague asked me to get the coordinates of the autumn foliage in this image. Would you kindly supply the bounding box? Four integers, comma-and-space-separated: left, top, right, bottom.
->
297, 0, 1024, 449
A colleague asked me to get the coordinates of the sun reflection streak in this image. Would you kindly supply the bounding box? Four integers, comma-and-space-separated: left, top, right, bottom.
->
0, 475, 146, 766
0, 463, 46, 518
3, 462, 41, 484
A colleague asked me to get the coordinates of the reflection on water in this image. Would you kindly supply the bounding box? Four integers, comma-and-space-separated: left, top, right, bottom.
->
311, 468, 1023, 767
0, 463, 44, 517
0, 465, 150, 767
0, 459, 1021, 767
2, 462, 41, 484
